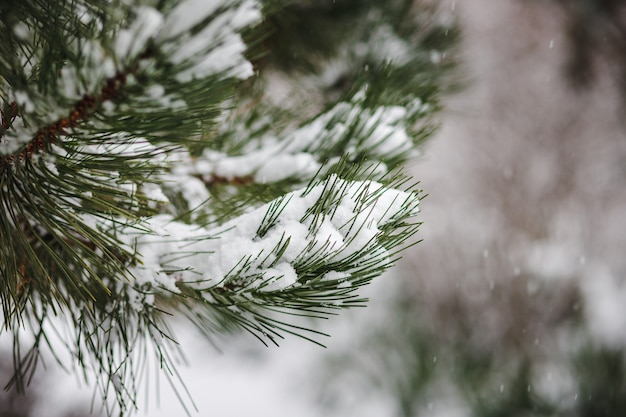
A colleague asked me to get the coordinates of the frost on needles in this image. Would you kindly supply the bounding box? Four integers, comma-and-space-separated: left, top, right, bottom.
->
0, 0, 454, 415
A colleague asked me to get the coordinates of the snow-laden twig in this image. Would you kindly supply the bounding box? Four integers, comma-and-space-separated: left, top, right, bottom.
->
109, 174, 420, 313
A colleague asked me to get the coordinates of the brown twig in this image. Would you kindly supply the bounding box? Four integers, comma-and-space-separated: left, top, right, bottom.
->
204, 174, 255, 187
0, 71, 129, 169
0, 45, 157, 170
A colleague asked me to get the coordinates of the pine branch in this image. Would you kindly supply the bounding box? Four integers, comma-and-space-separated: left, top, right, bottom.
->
0, 0, 457, 415
112, 167, 422, 342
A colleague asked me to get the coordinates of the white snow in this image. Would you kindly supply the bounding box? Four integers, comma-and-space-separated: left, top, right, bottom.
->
177, 175, 212, 210
200, 148, 320, 183
142, 182, 170, 205
357, 24, 412, 65
258, 262, 299, 292
101, 177, 418, 309
175, 34, 252, 82
0, 123, 37, 156
12, 22, 30, 40
189, 94, 422, 183
158, 0, 225, 41
159, 0, 261, 82
14, 90, 34, 112
115, 6, 164, 62
60, 66, 81, 100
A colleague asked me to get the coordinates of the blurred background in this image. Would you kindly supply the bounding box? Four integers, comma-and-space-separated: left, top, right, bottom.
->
3, 0, 626, 416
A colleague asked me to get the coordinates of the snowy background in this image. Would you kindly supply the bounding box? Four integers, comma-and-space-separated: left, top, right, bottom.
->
3, 0, 626, 416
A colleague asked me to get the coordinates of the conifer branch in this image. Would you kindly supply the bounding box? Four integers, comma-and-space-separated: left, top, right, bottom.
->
0, 0, 457, 415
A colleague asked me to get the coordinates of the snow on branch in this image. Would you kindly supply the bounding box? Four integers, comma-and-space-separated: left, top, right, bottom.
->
113, 174, 420, 317
0, 0, 262, 158
183, 91, 428, 188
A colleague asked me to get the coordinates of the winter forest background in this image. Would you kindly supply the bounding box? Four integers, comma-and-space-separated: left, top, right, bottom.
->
2, 0, 626, 416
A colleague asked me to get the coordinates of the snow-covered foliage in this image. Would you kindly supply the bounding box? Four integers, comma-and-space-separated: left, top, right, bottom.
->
123, 178, 418, 300
0, 0, 446, 415
0, 0, 261, 155
181, 93, 426, 184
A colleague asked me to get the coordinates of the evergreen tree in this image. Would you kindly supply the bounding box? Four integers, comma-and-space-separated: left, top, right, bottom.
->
0, 0, 455, 414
